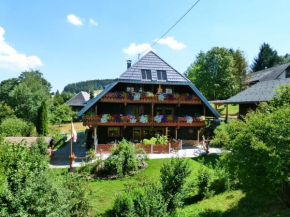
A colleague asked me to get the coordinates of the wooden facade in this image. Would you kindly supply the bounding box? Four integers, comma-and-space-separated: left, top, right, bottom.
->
78, 51, 219, 147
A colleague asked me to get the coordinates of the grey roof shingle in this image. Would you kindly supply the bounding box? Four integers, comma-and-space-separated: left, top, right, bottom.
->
66, 91, 90, 107
225, 78, 290, 104
246, 63, 290, 83
119, 51, 190, 84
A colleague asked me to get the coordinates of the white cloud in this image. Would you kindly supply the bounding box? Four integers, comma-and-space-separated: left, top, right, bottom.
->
67, 14, 83, 26
89, 18, 98, 26
154, 36, 186, 50
0, 26, 43, 71
123, 43, 155, 56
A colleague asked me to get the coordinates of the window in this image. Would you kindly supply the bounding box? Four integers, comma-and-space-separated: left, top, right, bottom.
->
126, 86, 134, 92
141, 69, 152, 80
286, 69, 290, 78
108, 127, 120, 137
156, 106, 174, 116
157, 70, 167, 81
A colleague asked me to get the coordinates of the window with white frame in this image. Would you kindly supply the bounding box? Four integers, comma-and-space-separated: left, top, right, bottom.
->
157, 70, 167, 81
141, 69, 152, 80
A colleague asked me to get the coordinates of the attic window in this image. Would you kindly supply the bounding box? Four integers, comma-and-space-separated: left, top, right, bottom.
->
141, 70, 152, 80
157, 70, 167, 81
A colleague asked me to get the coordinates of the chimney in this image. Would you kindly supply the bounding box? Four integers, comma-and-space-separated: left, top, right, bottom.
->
127, 60, 132, 69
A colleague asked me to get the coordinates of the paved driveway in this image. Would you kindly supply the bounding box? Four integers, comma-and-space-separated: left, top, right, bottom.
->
50, 132, 87, 167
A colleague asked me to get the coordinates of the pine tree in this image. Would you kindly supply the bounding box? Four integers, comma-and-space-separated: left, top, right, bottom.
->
251, 43, 281, 72
55, 89, 60, 96
36, 101, 48, 136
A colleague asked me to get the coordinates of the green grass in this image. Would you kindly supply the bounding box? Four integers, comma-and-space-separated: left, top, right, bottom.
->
217, 104, 239, 116
56, 155, 290, 216
50, 122, 88, 134
89, 158, 202, 215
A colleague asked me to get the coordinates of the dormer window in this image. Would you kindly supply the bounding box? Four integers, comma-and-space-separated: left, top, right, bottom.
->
157, 70, 167, 81
141, 69, 152, 80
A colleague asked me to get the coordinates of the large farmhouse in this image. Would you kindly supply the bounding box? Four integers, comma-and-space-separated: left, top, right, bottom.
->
78, 51, 219, 147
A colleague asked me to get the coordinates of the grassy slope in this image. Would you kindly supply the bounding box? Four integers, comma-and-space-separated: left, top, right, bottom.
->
50, 122, 88, 134
217, 104, 239, 116
87, 155, 290, 216
89, 158, 202, 215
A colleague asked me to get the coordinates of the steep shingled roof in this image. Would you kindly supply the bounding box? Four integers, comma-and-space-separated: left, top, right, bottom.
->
225, 78, 290, 104
66, 91, 90, 107
246, 63, 290, 84
119, 51, 190, 84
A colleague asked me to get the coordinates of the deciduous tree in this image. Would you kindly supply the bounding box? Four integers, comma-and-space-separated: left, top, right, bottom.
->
185, 47, 236, 100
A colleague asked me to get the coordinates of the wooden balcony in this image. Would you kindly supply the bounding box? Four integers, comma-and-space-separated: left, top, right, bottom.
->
83, 116, 205, 127
99, 92, 202, 104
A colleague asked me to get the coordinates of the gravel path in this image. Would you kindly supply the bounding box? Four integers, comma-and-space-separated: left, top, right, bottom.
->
50, 132, 87, 168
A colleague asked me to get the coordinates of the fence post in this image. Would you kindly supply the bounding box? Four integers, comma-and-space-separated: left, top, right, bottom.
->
180, 140, 183, 150
169, 142, 171, 153
151, 144, 153, 154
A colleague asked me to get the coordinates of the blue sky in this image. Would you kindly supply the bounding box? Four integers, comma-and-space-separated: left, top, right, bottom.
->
0, 0, 289, 92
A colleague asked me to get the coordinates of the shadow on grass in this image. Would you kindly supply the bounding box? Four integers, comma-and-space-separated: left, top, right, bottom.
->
191, 191, 290, 217
183, 194, 204, 205
191, 153, 221, 168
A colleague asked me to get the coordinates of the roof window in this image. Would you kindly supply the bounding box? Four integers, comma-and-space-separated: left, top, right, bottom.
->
141, 69, 152, 80
157, 70, 167, 81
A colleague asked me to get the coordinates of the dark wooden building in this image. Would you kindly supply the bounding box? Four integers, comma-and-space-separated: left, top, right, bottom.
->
78, 51, 219, 145
225, 78, 290, 117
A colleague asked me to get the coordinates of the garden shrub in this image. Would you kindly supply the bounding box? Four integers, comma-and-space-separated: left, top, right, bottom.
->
160, 157, 191, 211
113, 181, 167, 217
30, 137, 49, 156
220, 103, 290, 206
76, 159, 103, 176
195, 160, 232, 198
210, 122, 230, 147
0, 117, 34, 136
52, 133, 67, 149
0, 139, 92, 216
142, 134, 168, 145
104, 139, 147, 177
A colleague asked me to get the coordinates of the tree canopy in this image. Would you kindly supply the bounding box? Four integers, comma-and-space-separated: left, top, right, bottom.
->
0, 138, 92, 216
185, 47, 247, 100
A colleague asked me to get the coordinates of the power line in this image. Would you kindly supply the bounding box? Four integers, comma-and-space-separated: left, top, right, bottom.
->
139, 0, 201, 57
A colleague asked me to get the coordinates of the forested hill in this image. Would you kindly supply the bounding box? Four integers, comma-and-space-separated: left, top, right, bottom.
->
63, 79, 116, 93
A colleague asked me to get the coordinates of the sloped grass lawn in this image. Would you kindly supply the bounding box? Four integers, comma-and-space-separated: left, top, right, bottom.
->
88, 154, 290, 216
89, 158, 202, 215
50, 122, 88, 134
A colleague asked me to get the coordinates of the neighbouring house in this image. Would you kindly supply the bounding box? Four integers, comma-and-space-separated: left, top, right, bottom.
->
246, 63, 290, 86
66, 90, 104, 112
66, 91, 90, 112
77, 51, 219, 149
224, 78, 290, 117
222, 63, 290, 118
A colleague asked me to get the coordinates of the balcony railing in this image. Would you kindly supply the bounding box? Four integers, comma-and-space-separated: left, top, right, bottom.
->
99, 92, 202, 104
83, 115, 205, 127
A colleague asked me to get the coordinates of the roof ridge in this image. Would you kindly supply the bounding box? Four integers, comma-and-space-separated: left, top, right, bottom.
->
118, 51, 190, 83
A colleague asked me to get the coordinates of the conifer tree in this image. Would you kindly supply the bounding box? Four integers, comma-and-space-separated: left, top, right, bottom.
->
36, 101, 48, 136
251, 43, 281, 72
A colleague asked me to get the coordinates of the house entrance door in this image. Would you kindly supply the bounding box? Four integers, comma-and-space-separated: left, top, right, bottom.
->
133, 127, 141, 142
